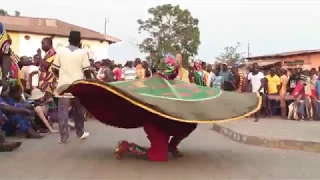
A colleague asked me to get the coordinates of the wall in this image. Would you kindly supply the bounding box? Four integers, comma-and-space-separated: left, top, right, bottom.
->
7, 32, 109, 60
309, 54, 320, 69
249, 53, 320, 69
7, 32, 20, 54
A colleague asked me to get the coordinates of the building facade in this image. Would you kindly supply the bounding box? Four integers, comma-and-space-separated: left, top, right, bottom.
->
1, 16, 120, 60
247, 49, 320, 70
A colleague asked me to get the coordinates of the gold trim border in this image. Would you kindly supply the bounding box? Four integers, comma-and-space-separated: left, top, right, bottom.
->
72, 80, 262, 124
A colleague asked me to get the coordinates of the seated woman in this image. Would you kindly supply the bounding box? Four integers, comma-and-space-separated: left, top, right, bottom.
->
1, 84, 42, 138
0, 110, 21, 152
28, 88, 58, 133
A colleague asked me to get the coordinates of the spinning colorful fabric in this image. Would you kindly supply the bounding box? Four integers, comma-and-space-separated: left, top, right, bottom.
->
71, 54, 261, 162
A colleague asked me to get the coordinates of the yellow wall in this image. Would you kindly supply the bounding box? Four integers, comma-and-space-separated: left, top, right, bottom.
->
7, 31, 109, 59
7, 32, 20, 54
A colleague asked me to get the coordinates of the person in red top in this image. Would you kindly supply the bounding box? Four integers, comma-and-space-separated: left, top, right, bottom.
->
112, 64, 122, 81
292, 73, 312, 120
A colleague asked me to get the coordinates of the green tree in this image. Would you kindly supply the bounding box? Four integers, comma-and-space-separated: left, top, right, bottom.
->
215, 42, 245, 65
137, 4, 201, 68
0, 9, 9, 16
0, 9, 21, 16
14, 11, 21, 16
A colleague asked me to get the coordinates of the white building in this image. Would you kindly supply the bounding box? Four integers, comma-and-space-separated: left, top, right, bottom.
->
0, 15, 120, 60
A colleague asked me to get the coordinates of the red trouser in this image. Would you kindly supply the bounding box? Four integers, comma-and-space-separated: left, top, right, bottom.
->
143, 122, 197, 161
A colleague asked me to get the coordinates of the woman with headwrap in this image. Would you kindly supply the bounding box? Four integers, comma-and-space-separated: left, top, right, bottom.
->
193, 60, 206, 86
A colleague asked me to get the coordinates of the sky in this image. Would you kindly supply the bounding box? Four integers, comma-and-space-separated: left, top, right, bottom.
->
1, 0, 320, 64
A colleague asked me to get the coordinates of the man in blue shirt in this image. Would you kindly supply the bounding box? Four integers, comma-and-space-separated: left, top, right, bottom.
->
219, 63, 233, 91
219, 63, 233, 81
0, 96, 22, 151
210, 68, 224, 89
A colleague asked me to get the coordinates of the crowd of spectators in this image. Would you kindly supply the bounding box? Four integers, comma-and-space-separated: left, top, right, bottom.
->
1, 33, 318, 152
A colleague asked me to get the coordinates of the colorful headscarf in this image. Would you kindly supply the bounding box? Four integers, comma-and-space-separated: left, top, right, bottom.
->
158, 53, 178, 79
194, 59, 202, 71
0, 23, 11, 56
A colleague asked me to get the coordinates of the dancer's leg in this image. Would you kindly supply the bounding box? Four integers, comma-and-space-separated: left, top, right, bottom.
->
114, 122, 170, 161
143, 122, 170, 161
168, 124, 197, 157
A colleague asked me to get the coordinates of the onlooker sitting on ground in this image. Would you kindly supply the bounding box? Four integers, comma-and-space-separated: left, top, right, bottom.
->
1, 84, 42, 138
0, 130, 21, 152
29, 88, 58, 133
0, 105, 22, 151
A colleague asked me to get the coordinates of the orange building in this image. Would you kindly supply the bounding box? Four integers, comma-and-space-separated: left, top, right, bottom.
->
246, 49, 320, 70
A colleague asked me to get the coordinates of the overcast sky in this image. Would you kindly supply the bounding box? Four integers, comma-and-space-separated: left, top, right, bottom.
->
1, 0, 320, 63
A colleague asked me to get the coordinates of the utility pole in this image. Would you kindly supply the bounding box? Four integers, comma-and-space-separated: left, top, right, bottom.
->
104, 17, 109, 34
103, 17, 110, 59
247, 41, 250, 58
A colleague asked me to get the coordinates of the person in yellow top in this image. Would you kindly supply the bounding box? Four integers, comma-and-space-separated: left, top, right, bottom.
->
279, 69, 289, 118
176, 53, 190, 83
266, 68, 281, 116
265, 68, 281, 95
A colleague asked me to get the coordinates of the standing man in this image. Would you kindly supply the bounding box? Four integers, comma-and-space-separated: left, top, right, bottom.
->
279, 69, 289, 119
38, 37, 57, 96
266, 68, 281, 95
246, 63, 265, 122
266, 68, 281, 115
210, 66, 224, 89
52, 31, 91, 143
219, 63, 233, 91
231, 65, 242, 92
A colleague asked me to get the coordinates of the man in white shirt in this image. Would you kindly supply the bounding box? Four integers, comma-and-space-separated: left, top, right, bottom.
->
52, 31, 91, 143
246, 63, 265, 122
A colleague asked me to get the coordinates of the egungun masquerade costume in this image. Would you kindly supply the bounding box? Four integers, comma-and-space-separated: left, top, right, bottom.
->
70, 54, 261, 162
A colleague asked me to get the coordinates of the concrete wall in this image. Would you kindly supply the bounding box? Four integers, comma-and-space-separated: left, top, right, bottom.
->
8, 32, 109, 60
8, 32, 20, 54
248, 53, 320, 69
